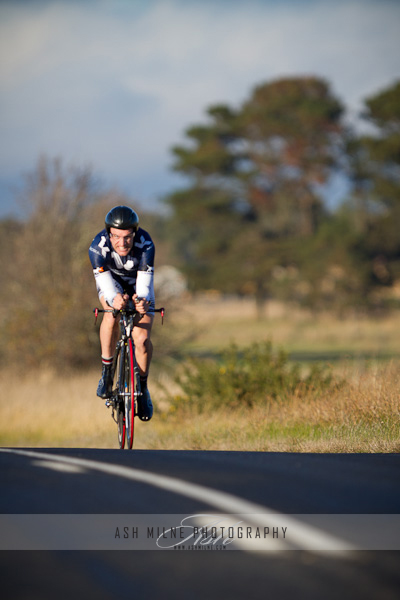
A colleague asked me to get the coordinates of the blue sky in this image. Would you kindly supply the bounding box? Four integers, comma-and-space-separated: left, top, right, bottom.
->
0, 0, 399, 217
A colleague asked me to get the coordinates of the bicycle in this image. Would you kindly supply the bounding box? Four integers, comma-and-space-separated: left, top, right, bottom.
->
94, 303, 165, 449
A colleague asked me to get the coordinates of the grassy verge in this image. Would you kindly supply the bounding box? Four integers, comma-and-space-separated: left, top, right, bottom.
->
142, 360, 400, 453
0, 361, 399, 452
1, 298, 399, 452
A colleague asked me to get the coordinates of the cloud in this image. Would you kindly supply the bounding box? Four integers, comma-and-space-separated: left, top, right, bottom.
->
0, 0, 399, 212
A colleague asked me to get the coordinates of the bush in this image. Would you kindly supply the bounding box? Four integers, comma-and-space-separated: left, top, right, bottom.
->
171, 342, 337, 412
0, 157, 174, 370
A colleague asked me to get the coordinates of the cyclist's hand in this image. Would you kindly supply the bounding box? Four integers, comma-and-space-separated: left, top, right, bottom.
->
133, 294, 149, 314
112, 293, 130, 310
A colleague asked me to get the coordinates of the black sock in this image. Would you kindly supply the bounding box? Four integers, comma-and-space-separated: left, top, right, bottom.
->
140, 375, 148, 390
102, 356, 113, 367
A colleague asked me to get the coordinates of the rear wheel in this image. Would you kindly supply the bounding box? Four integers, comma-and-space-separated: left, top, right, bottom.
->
112, 343, 126, 449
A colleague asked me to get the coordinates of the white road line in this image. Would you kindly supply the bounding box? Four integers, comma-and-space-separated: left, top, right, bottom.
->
0, 448, 358, 552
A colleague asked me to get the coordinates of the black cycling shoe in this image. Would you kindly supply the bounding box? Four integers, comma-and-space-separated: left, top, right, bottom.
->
138, 389, 153, 421
97, 364, 113, 399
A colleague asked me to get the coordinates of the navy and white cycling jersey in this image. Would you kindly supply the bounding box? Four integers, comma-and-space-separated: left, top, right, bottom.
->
89, 227, 155, 307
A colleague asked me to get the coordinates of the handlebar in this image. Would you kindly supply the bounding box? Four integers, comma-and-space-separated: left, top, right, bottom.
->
93, 305, 165, 324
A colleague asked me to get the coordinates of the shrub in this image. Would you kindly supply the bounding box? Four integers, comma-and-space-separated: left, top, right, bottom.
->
171, 341, 337, 413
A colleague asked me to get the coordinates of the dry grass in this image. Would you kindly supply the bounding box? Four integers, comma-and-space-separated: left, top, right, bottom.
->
181, 295, 400, 358
0, 369, 116, 448
1, 297, 399, 452
0, 362, 399, 452
142, 361, 400, 453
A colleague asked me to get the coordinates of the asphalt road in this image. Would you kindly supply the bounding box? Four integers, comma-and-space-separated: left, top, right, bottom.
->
0, 448, 399, 599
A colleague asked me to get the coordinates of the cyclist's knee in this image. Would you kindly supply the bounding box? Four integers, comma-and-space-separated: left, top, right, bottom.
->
102, 311, 119, 330
134, 329, 152, 349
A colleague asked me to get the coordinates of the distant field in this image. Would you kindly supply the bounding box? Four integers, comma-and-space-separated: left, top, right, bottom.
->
180, 295, 400, 361
1, 297, 399, 452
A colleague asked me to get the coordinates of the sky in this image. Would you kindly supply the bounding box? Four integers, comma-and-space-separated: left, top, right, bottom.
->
0, 0, 399, 218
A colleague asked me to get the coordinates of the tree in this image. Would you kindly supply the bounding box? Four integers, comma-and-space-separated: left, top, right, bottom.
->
342, 81, 400, 297
167, 76, 345, 311
0, 158, 99, 367
238, 77, 343, 237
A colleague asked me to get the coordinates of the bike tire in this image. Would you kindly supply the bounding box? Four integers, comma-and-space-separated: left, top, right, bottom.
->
116, 403, 125, 449
112, 342, 126, 449
125, 338, 136, 449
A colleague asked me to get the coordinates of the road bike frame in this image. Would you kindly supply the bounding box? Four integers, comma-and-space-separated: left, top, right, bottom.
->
94, 304, 164, 449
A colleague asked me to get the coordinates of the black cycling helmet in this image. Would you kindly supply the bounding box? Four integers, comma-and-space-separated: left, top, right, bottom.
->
105, 205, 139, 235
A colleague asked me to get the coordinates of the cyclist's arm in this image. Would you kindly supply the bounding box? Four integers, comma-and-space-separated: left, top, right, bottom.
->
135, 233, 155, 306
89, 234, 123, 307
94, 268, 120, 307
136, 268, 154, 303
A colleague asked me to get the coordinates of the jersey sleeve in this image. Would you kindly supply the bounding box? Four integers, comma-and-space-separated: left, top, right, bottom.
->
88, 232, 120, 305
136, 232, 155, 272
88, 232, 109, 270
135, 230, 155, 304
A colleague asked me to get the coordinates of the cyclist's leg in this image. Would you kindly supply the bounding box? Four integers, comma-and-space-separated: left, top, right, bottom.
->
99, 295, 120, 357
96, 295, 120, 398
132, 312, 154, 377
133, 312, 154, 421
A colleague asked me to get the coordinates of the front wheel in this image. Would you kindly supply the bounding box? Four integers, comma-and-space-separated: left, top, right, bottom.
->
116, 403, 126, 449
112, 343, 126, 449
124, 339, 136, 449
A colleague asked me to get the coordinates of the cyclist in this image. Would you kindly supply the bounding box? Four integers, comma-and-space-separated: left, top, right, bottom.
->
89, 205, 155, 421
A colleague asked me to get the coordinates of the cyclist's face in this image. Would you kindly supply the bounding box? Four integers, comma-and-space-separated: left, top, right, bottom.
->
109, 227, 135, 256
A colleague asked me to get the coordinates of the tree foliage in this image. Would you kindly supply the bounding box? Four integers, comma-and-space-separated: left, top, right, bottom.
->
166, 76, 400, 313
167, 77, 346, 308
0, 159, 99, 368
344, 81, 400, 289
